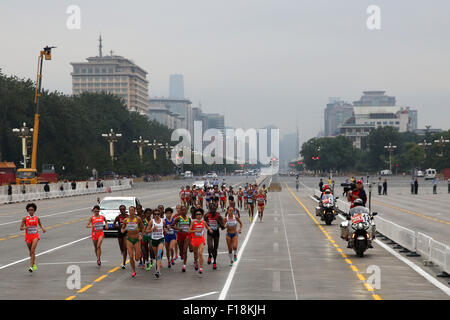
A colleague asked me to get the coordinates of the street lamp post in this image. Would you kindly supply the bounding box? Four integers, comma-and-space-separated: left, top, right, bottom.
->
434, 136, 450, 157
132, 136, 149, 162
161, 143, 174, 160
12, 122, 34, 168
148, 140, 163, 160
384, 142, 397, 173
101, 129, 122, 164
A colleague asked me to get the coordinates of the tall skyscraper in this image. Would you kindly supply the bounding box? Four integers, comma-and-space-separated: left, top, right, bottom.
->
324, 99, 353, 136
169, 74, 184, 99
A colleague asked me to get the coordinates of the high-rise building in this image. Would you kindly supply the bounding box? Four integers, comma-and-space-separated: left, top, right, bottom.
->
169, 74, 184, 99
353, 91, 396, 106
324, 99, 354, 136
70, 36, 150, 115
149, 97, 193, 133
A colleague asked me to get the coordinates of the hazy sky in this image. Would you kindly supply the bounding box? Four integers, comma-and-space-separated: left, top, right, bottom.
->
1, 0, 449, 144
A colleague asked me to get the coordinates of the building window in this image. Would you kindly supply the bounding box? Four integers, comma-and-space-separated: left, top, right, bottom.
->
102, 68, 106, 73
81, 68, 86, 73
395, 121, 400, 125
108, 68, 113, 73
95, 68, 99, 73
88, 68, 92, 74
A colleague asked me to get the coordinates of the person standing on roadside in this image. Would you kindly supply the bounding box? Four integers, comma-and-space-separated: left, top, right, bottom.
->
319, 179, 323, 192
433, 177, 438, 194
7, 183, 12, 203
378, 177, 382, 195
410, 177, 414, 194
414, 178, 419, 195
382, 179, 387, 195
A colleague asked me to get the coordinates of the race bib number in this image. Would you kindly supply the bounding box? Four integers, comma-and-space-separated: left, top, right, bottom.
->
209, 219, 218, 230
27, 226, 38, 234
127, 222, 137, 231
195, 229, 204, 237
94, 223, 104, 231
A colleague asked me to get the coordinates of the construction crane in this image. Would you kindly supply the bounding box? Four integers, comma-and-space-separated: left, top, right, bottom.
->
16, 46, 56, 184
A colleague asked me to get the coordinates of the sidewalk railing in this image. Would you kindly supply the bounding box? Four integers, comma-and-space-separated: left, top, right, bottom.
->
313, 189, 450, 277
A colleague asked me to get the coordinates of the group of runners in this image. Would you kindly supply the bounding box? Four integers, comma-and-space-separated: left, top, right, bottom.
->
19, 180, 269, 279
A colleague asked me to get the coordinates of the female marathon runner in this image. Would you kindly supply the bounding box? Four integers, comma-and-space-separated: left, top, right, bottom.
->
224, 206, 243, 266
173, 205, 182, 260
136, 205, 145, 268
164, 207, 177, 268
189, 208, 213, 274
113, 205, 129, 269
256, 189, 266, 222
204, 203, 224, 269
86, 205, 107, 266
247, 187, 256, 221
179, 186, 186, 206
228, 200, 241, 218
20, 203, 46, 272
205, 187, 212, 208
228, 186, 235, 203
146, 208, 165, 278
121, 206, 144, 278
243, 186, 248, 210
237, 187, 244, 209
172, 206, 191, 272
213, 186, 220, 208
219, 186, 227, 211
141, 208, 153, 270
184, 186, 192, 209
197, 188, 204, 208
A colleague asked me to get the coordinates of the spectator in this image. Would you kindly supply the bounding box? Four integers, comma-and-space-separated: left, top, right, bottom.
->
44, 183, 50, 193
22, 185, 26, 194
96, 180, 101, 188
59, 182, 64, 192
378, 177, 382, 195
448, 179, 450, 194
433, 177, 437, 194
86, 181, 89, 189
319, 178, 323, 192
414, 178, 419, 195
7, 183, 12, 203
410, 177, 414, 194
382, 179, 387, 195
71, 181, 76, 190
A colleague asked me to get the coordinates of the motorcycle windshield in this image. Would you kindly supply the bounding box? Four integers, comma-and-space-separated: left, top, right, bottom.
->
322, 195, 334, 205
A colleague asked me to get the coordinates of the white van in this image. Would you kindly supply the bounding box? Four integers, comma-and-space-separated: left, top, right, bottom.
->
424, 168, 436, 180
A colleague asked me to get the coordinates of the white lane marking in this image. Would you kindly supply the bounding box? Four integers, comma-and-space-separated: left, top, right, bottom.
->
218, 199, 260, 300
274, 226, 278, 234
273, 271, 281, 292
39, 261, 108, 265
278, 193, 298, 300
273, 242, 279, 253
181, 291, 219, 300
374, 239, 450, 296
299, 181, 313, 190
0, 236, 90, 270
309, 192, 450, 297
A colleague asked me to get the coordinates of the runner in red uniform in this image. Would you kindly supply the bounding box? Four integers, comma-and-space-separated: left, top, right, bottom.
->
219, 186, 227, 212
179, 186, 186, 206
172, 206, 191, 272
256, 189, 266, 222
189, 208, 213, 274
197, 188, 204, 208
86, 205, 107, 266
237, 187, 244, 209
20, 203, 46, 272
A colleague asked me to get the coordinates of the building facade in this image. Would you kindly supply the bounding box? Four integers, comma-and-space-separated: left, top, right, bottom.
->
71, 53, 149, 115
149, 97, 193, 133
324, 99, 354, 136
169, 74, 184, 99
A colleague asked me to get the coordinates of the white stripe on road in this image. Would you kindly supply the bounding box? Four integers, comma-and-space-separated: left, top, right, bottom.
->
181, 291, 219, 300
218, 207, 259, 300
273, 271, 280, 292
309, 193, 450, 297
0, 236, 90, 270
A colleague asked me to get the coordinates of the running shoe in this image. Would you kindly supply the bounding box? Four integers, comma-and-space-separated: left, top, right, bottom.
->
233, 255, 237, 262
213, 263, 217, 270
199, 268, 203, 274
32, 264, 37, 271
182, 265, 186, 272
97, 260, 101, 266
174, 255, 178, 260
145, 263, 150, 271
250, 217, 253, 222
248, 217, 251, 222
171, 259, 175, 265
230, 261, 233, 266
155, 271, 160, 278
149, 260, 154, 269
131, 272, 136, 278
138, 262, 143, 268
207, 256, 212, 265
121, 264, 126, 269
28, 267, 33, 273
195, 264, 199, 271
168, 262, 171, 268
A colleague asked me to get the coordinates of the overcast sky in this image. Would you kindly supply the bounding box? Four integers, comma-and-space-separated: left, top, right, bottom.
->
1, 0, 449, 144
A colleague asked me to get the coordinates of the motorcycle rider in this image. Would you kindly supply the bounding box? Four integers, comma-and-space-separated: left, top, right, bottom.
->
347, 180, 367, 208
345, 198, 374, 248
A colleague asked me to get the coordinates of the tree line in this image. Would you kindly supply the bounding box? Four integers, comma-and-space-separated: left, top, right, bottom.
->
299, 126, 450, 174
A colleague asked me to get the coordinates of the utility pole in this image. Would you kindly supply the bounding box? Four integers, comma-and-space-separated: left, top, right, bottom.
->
132, 136, 149, 162
102, 129, 122, 164
384, 142, 397, 173
434, 136, 449, 157
12, 123, 33, 168
148, 140, 163, 160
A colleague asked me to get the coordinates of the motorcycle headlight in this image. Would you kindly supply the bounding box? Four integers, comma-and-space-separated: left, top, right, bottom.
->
357, 222, 363, 230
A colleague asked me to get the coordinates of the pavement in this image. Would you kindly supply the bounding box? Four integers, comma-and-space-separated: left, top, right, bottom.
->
0, 175, 448, 300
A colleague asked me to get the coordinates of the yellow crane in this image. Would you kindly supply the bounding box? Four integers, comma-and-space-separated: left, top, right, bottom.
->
16, 46, 56, 184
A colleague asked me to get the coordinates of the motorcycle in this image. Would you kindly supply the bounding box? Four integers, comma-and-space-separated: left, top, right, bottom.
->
340, 207, 377, 257
315, 194, 338, 225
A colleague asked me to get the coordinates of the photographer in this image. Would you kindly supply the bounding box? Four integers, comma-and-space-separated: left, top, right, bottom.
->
347, 180, 367, 208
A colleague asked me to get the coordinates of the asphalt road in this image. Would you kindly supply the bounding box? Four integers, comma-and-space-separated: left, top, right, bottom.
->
0, 175, 448, 300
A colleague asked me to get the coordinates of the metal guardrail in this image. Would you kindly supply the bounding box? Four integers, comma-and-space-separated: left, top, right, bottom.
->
0, 182, 132, 205
313, 188, 450, 277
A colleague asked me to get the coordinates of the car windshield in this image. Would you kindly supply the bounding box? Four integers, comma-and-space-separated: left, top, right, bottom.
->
100, 199, 134, 210
17, 171, 36, 179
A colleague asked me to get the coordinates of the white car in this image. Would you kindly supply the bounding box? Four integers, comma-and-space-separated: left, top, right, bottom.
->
193, 180, 205, 189
380, 169, 392, 176
204, 172, 217, 179
184, 171, 193, 178
417, 170, 424, 177
424, 168, 436, 180
99, 197, 141, 235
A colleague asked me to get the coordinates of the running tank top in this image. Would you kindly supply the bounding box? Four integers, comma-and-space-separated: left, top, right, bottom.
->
125, 217, 139, 231
25, 215, 39, 235
92, 215, 104, 232
192, 220, 205, 238
164, 217, 175, 235
206, 214, 219, 231
226, 216, 238, 228
257, 194, 265, 204
151, 219, 164, 240
178, 216, 190, 233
